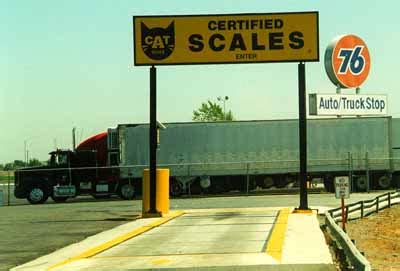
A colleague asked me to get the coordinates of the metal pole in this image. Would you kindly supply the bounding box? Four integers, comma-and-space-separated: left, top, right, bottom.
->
341, 198, 346, 231
348, 152, 351, 190
24, 140, 27, 165
298, 62, 308, 210
149, 66, 157, 214
366, 152, 370, 193
72, 127, 76, 151
246, 163, 250, 195
350, 154, 353, 192
7, 171, 11, 206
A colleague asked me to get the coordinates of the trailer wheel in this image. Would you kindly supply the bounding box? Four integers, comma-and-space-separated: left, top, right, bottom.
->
378, 175, 391, 190
170, 179, 183, 196
119, 183, 135, 200
355, 176, 367, 191
27, 186, 49, 204
259, 176, 274, 189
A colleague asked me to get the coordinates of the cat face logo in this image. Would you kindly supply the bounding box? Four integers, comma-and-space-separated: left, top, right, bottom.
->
141, 22, 175, 60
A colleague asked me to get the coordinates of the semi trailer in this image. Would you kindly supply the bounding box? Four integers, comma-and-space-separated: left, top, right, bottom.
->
15, 116, 400, 204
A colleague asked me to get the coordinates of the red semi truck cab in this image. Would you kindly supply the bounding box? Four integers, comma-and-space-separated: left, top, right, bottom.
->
14, 131, 135, 204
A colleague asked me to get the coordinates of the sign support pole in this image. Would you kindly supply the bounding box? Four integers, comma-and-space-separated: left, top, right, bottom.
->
341, 197, 346, 231
149, 65, 157, 214
298, 62, 309, 210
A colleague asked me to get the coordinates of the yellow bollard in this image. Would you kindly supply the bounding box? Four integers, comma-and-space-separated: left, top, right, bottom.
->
142, 168, 170, 217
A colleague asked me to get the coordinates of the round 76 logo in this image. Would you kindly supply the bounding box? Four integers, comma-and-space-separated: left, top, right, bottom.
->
325, 34, 371, 89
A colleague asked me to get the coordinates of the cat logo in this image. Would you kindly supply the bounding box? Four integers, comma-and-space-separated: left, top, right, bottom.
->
141, 21, 175, 60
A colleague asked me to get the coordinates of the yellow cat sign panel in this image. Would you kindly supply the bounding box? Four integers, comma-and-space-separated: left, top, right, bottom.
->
133, 12, 319, 65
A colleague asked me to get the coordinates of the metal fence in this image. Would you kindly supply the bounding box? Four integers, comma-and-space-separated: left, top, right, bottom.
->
0, 171, 13, 206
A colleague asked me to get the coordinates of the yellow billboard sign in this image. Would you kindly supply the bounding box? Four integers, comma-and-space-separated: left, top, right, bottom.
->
133, 12, 319, 65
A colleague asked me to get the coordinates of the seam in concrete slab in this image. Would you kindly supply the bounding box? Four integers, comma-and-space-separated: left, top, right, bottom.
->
96, 252, 259, 258
265, 208, 290, 262
47, 210, 185, 271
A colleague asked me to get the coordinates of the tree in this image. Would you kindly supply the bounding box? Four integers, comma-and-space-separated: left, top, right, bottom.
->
192, 100, 234, 121
28, 158, 42, 167
4, 163, 13, 171
13, 160, 26, 168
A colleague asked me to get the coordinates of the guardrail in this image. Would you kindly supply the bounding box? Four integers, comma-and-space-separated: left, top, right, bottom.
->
325, 191, 400, 270
328, 191, 400, 221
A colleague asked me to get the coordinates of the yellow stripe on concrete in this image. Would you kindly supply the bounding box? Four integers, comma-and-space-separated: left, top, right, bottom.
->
48, 210, 184, 271
265, 208, 290, 262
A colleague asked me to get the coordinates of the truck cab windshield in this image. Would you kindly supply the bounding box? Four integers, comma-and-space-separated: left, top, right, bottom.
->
50, 153, 68, 166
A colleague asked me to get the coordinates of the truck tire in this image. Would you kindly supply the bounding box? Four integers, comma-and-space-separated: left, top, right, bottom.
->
259, 176, 274, 189
378, 175, 391, 190
118, 183, 135, 200
170, 179, 183, 196
355, 176, 367, 191
51, 196, 68, 203
27, 186, 49, 204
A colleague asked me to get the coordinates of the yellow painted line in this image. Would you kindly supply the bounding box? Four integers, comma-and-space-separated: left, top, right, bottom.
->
151, 258, 172, 266
48, 210, 184, 271
265, 208, 290, 262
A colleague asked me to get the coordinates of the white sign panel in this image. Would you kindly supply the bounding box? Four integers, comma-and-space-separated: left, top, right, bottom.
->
309, 94, 387, 116
335, 176, 350, 199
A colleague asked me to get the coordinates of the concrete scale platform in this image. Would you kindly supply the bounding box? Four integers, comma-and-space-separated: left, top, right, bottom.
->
12, 208, 335, 271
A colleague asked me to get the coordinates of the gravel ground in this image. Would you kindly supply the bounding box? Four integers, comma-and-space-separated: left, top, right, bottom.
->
346, 205, 400, 270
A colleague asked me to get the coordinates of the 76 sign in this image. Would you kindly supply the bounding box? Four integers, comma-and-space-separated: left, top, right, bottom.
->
325, 35, 371, 88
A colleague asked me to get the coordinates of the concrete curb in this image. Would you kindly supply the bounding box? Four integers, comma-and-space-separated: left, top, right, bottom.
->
325, 212, 371, 271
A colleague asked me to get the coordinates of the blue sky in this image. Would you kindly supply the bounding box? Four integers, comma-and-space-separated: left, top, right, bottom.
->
1, 0, 399, 163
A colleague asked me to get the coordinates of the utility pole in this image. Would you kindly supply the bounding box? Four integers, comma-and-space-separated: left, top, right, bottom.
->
24, 140, 27, 165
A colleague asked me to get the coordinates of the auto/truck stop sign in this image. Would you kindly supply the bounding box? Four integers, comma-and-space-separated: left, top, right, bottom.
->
133, 12, 319, 65
335, 176, 350, 199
